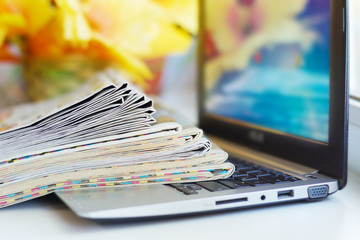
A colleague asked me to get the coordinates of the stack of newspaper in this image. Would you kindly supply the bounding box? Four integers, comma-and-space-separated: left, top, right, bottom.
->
0, 70, 234, 208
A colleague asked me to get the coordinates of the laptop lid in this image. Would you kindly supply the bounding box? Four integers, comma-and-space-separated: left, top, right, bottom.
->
198, 0, 349, 189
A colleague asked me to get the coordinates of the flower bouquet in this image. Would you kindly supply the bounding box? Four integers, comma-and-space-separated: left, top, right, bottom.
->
0, 0, 197, 101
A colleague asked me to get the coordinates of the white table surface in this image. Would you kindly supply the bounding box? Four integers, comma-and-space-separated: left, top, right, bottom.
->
0, 170, 359, 240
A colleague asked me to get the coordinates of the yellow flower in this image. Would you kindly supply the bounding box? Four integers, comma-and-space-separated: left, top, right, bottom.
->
90, 33, 153, 88
0, 0, 197, 88
54, 0, 91, 47
151, 0, 198, 34
0, 0, 54, 41
0, 0, 54, 61
10, 0, 54, 36
83, 0, 196, 59
0, 6, 25, 46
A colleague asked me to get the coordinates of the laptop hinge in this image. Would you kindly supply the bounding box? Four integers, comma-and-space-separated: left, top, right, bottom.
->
210, 135, 318, 176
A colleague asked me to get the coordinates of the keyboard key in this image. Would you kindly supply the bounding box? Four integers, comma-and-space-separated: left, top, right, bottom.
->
285, 176, 301, 182
175, 186, 188, 192
196, 181, 230, 192
246, 170, 262, 174
236, 166, 254, 172
167, 183, 201, 194
243, 178, 271, 186
183, 183, 202, 191
254, 173, 272, 177
217, 180, 251, 189
182, 189, 198, 195
232, 173, 249, 178
247, 170, 269, 177
259, 175, 289, 184
240, 177, 258, 181
234, 176, 256, 182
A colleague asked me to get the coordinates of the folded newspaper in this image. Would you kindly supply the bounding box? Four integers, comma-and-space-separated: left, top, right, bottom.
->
0, 70, 234, 208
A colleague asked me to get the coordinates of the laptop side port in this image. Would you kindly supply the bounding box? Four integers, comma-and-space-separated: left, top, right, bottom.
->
277, 190, 294, 199
216, 197, 248, 205
307, 185, 329, 199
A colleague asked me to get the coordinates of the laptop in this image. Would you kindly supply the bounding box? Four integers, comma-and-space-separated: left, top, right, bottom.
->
55, 0, 349, 220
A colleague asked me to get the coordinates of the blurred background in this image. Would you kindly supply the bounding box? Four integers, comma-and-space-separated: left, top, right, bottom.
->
348, 0, 360, 174
350, 0, 360, 99
0, 0, 198, 106
0, 0, 359, 172
0, 0, 359, 107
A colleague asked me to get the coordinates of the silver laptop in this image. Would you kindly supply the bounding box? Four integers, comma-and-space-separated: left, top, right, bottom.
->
56, 0, 349, 220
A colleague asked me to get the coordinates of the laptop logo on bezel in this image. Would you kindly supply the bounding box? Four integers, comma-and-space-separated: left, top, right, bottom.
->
248, 131, 264, 143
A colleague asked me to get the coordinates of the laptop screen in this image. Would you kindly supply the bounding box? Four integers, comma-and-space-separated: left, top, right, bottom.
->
203, 0, 331, 143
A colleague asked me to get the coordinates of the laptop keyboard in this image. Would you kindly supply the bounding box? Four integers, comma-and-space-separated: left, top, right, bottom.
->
167, 156, 302, 195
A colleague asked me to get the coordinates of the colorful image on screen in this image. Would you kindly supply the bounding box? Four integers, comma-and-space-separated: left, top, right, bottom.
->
204, 0, 330, 142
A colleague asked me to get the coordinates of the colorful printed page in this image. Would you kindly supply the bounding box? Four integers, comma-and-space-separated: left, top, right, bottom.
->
1, 149, 229, 192
0, 150, 234, 208
0, 127, 211, 185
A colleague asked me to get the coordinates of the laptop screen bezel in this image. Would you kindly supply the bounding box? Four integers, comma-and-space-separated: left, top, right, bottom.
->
198, 0, 348, 189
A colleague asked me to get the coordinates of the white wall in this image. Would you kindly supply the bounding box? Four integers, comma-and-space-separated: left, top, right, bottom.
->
349, 100, 360, 175
349, 0, 360, 98
348, 0, 360, 175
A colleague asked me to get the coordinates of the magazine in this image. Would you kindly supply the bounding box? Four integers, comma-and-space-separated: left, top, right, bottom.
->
0, 70, 234, 208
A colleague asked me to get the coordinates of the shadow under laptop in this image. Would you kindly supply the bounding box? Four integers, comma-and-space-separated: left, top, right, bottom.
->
80, 198, 331, 226
52, 191, 348, 240
4, 191, 345, 239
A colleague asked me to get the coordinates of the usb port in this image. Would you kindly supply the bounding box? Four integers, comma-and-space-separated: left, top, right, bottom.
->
277, 190, 294, 199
